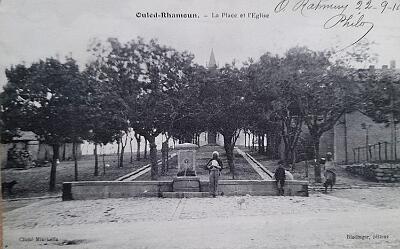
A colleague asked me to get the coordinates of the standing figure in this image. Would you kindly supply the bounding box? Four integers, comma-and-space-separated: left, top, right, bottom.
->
274, 163, 286, 196
323, 152, 336, 193
206, 151, 223, 197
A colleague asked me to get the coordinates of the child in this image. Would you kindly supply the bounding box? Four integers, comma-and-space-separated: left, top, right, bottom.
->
205, 151, 223, 197
274, 163, 286, 196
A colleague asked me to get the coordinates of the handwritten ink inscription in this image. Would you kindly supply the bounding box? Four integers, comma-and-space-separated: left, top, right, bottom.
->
274, 0, 399, 50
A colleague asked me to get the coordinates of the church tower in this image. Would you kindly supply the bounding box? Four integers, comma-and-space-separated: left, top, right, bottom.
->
208, 49, 217, 69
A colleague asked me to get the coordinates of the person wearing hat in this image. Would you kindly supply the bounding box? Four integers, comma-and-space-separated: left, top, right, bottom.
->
323, 152, 336, 192
205, 151, 223, 197
324, 152, 335, 172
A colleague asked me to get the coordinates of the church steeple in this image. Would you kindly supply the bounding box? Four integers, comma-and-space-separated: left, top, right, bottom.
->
207, 49, 217, 69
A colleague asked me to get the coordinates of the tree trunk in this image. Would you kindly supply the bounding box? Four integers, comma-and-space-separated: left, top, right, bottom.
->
161, 140, 168, 175
73, 142, 78, 181
44, 146, 49, 161
266, 132, 270, 157
313, 135, 321, 162
252, 133, 255, 150
144, 138, 148, 159
94, 143, 99, 176
166, 140, 170, 171
291, 150, 296, 171
102, 145, 106, 175
283, 145, 290, 167
148, 136, 158, 180
261, 135, 265, 154
119, 134, 128, 168
49, 144, 60, 191
135, 134, 141, 161
130, 137, 133, 163
116, 139, 120, 167
343, 113, 348, 164
62, 143, 66, 161
312, 135, 322, 183
223, 134, 235, 179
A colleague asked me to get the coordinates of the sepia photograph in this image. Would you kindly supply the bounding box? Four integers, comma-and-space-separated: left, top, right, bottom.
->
0, 0, 399, 248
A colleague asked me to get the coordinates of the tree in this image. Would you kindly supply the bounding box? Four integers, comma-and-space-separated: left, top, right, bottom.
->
285, 47, 358, 181
360, 68, 400, 160
84, 57, 130, 175
1, 57, 85, 190
93, 37, 195, 179
248, 53, 304, 167
201, 63, 249, 178
61, 59, 91, 181
168, 64, 209, 143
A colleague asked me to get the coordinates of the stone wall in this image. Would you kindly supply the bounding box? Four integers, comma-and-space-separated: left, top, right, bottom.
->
62, 181, 173, 200
63, 179, 309, 200
202, 180, 308, 197
346, 163, 400, 182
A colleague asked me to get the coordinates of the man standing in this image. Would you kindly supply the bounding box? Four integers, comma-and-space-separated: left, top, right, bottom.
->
206, 151, 223, 197
274, 163, 286, 196
323, 152, 336, 192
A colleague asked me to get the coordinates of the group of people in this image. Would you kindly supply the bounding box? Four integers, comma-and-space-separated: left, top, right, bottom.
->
274, 152, 337, 195
205, 151, 336, 197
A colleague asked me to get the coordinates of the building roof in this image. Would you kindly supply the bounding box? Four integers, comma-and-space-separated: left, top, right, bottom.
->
12, 131, 38, 141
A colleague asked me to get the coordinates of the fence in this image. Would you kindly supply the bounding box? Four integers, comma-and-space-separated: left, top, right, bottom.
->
353, 141, 399, 163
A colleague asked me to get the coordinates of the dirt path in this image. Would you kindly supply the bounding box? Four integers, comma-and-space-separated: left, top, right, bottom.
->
3, 188, 400, 249
4, 208, 400, 249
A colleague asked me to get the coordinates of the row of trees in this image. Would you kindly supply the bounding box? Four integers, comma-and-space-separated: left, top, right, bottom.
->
1, 38, 399, 190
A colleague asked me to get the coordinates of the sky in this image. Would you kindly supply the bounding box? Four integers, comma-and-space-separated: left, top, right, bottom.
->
0, 0, 399, 90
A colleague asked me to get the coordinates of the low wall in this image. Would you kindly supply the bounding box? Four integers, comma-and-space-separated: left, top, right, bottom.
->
199, 180, 308, 197
346, 163, 400, 182
62, 181, 173, 200
63, 180, 309, 201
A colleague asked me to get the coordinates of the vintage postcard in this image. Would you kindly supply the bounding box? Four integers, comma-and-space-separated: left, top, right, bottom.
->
1, 0, 399, 248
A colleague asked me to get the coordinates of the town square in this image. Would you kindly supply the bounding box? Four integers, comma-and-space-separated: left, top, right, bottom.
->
1, 0, 400, 248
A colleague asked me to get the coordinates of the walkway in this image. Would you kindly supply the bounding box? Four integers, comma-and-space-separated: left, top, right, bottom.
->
3, 187, 400, 249
236, 147, 272, 180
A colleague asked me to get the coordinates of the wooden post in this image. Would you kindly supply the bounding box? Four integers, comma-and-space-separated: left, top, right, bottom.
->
305, 160, 309, 178
343, 113, 348, 164
370, 145, 373, 162
252, 133, 255, 151
385, 142, 388, 161
378, 142, 382, 162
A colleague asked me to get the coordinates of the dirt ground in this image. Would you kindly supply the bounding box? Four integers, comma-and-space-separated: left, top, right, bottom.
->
2, 187, 400, 249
